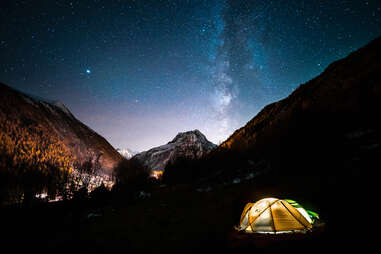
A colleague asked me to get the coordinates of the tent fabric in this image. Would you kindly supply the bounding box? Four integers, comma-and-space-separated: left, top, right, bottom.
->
238, 198, 313, 234
240, 202, 254, 225
284, 199, 314, 224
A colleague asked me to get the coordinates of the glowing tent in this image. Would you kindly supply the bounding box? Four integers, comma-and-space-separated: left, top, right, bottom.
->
238, 198, 315, 234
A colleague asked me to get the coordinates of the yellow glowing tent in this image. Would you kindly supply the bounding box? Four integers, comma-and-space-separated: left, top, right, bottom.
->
238, 198, 313, 234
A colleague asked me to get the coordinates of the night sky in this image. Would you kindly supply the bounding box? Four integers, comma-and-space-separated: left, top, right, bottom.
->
1, 0, 381, 152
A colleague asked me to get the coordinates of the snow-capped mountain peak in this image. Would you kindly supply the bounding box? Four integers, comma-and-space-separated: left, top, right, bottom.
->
133, 130, 216, 172
116, 148, 138, 159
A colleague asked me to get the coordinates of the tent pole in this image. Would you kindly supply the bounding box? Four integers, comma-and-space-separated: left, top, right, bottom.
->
280, 201, 309, 230
269, 203, 276, 234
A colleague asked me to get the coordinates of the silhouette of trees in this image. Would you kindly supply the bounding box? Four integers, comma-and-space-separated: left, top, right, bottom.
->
112, 158, 150, 204
114, 158, 150, 187
162, 156, 208, 185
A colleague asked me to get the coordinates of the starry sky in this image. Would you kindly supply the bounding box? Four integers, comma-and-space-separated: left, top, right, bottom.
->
1, 0, 381, 152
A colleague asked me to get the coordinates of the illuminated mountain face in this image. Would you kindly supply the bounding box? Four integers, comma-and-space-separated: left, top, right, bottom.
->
133, 130, 216, 173
0, 83, 124, 176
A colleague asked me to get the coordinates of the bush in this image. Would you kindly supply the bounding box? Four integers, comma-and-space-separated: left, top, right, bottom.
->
162, 156, 200, 185
112, 158, 151, 205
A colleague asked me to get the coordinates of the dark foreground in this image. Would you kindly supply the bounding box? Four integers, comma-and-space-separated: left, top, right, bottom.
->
0, 172, 372, 254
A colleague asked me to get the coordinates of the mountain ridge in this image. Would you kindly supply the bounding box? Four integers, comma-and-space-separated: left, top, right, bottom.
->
133, 129, 216, 172
0, 83, 124, 175
219, 36, 381, 153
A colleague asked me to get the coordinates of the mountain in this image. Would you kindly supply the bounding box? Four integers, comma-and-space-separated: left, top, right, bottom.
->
162, 36, 381, 188
133, 130, 216, 172
218, 36, 381, 167
0, 83, 124, 180
116, 148, 138, 159
184, 37, 381, 248
188, 36, 381, 198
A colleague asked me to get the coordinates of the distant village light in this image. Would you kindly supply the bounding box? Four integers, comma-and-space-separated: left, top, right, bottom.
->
151, 170, 163, 179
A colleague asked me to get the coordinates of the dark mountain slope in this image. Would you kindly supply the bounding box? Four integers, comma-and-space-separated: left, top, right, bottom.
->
198, 36, 381, 182
221, 37, 381, 153
0, 83, 124, 175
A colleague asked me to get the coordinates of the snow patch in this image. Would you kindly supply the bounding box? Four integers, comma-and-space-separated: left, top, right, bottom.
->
52, 100, 72, 116
22, 95, 38, 107
117, 148, 138, 159
41, 101, 58, 115
20, 89, 74, 118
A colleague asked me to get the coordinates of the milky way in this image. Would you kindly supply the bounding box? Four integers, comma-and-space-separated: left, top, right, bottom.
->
1, 0, 381, 151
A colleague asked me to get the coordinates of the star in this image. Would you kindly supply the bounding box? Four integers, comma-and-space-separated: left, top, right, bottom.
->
1, 0, 380, 153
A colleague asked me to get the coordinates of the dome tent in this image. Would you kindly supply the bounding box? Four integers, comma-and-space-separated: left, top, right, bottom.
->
238, 198, 313, 234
